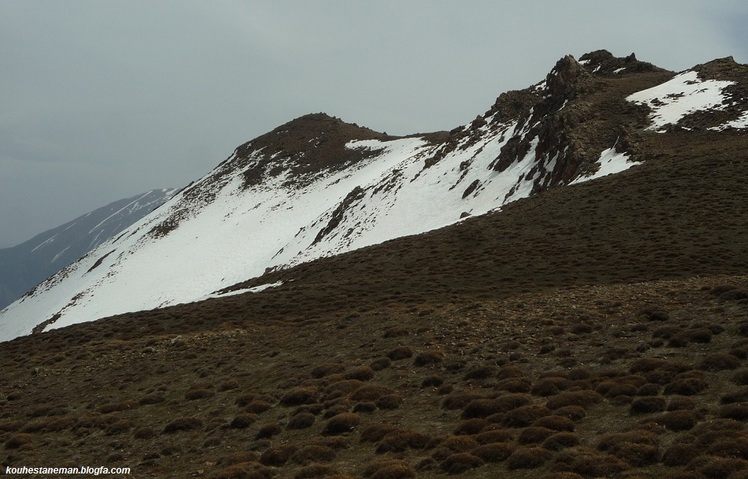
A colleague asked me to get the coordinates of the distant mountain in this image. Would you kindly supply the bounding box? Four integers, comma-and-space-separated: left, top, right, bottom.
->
1, 50, 747, 342
0, 188, 175, 309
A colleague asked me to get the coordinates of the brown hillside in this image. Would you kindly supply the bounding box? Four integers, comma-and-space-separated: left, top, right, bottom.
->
1, 54, 748, 478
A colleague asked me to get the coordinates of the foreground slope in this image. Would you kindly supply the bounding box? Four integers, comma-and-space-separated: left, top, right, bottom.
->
0, 189, 174, 310
0, 75, 747, 478
0, 51, 700, 341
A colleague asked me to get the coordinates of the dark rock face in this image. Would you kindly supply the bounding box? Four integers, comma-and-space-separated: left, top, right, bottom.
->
483, 51, 672, 197
578, 49, 661, 75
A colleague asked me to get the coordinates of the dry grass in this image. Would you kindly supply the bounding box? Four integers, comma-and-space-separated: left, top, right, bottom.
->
2, 57, 748, 477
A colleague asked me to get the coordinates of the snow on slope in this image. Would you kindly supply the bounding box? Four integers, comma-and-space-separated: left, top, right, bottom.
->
0, 117, 550, 341
627, 71, 735, 131
3, 53, 746, 342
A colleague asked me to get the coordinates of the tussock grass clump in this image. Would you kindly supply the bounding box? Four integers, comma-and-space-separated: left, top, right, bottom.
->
506, 446, 553, 470
344, 366, 375, 381
184, 388, 215, 400
612, 441, 661, 466
325, 380, 365, 398
361, 423, 401, 443
322, 412, 359, 435
597, 429, 658, 452
255, 422, 282, 439
629, 358, 690, 374
375, 430, 430, 453
309, 437, 350, 454
362, 459, 415, 479
668, 395, 695, 411
375, 394, 402, 410
442, 392, 482, 411
497, 365, 527, 379
287, 412, 316, 430
722, 387, 748, 404
281, 387, 320, 406
664, 377, 708, 396
217, 451, 260, 466
133, 426, 155, 439
533, 415, 575, 432
311, 363, 346, 378
386, 346, 414, 361
731, 369, 748, 385
545, 390, 603, 410
453, 418, 490, 435
700, 353, 741, 371
639, 306, 670, 322
719, 403, 748, 421
531, 377, 571, 396
4, 433, 32, 450
630, 396, 667, 414
542, 432, 580, 450
260, 445, 297, 466
353, 402, 377, 413
292, 464, 337, 479
292, 445, 336, 465
647, 410, 700, 431
518, 426, 555, 444
663, 443, 702, 466
413, 351, 443, 366
163, 417, 203, 434
431, 436, 478, 460
496, 377, 532, 393
440, 452, 484, 474
229, 413, 257, 429
20, 416, 76, 433
475, 428, 514, 444
503, 405, 552, 428
542, 473, 584, 479
460, 398, 500, 418
707, 436, 748, 459
552, 405, 586, 421
421, 376, 444, 388
382, 326, 409, 338
244, 399, 273, 414
350, 385, 395, 402
369, 357, 391, 371
210, 462, 274, 479
463, 366, 496, 381
234, 393, 259, 407
562, 451, 630, 477
97, 400, 136, 413
139, 393, 165, 405
471, 442, 515, 462
218, 378, 240, 391
689, 456, 748, 478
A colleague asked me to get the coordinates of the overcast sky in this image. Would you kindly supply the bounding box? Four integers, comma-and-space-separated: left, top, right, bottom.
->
1, 0, 746, 247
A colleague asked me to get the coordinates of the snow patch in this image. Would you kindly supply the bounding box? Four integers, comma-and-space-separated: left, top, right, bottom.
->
569, 147, 639, 185
627, 71, 734, 131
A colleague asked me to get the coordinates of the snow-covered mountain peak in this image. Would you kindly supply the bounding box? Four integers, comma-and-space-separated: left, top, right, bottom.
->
2, 51, 747, 342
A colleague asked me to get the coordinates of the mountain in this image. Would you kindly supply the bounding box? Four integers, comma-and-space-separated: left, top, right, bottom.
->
1, 50, 748, 479
0, 188, 175, 310
1, 51, 747, 343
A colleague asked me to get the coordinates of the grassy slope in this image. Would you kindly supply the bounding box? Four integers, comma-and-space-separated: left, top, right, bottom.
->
1, 126, 747, 479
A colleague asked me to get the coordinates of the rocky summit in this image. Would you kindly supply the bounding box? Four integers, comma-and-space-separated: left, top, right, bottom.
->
1, 50, 748, 479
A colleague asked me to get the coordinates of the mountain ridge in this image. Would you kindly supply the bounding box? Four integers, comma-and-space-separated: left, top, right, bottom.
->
1, 50, 747, 342
0, 188, 175, 310
1, 50, 748, 479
